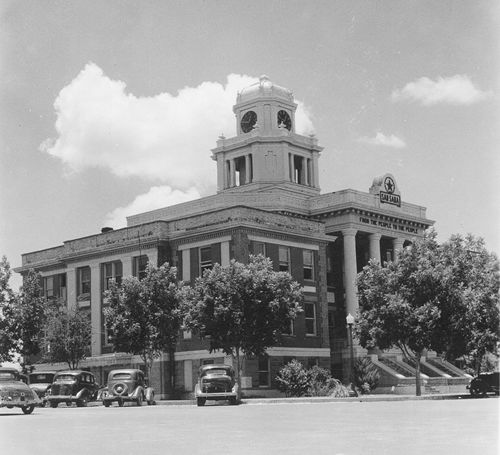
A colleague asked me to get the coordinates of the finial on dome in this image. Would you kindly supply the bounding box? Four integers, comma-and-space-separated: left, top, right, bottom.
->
259, 74, 270, 83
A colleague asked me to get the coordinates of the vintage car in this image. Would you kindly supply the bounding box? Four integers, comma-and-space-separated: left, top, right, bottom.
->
467, 371, 500, 396
46, 370, 100, 407
194, 364, 238, 406
101, 369, 155, 407
28, 370, 58, 405
0, 367, 41, 414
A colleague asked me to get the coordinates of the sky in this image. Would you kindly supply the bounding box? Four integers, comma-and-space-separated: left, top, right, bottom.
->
1, 0, 499, 291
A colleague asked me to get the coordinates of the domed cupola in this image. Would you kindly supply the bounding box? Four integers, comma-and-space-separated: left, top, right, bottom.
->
212, 76, 321, 197
233, 75, 298, 135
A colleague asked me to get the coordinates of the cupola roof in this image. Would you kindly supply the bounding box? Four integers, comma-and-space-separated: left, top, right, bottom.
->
236, 75, 294, 104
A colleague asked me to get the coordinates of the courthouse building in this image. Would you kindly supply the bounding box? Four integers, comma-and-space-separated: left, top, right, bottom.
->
16, 76, 468, 397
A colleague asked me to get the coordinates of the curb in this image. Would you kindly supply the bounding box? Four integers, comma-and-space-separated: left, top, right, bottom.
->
85, 393, 496, 407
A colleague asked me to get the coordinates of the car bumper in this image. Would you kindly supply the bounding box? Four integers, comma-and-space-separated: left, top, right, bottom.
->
195, 391, 237, 399
0, 397, 40, 407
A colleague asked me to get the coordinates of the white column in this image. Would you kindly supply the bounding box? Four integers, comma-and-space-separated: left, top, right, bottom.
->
369, 233, 382, 264
184, 360, 193, 392
392, 238, 405, 262
312, 153, 319, 187
221, 241, 230, 267
342, 229, 358, 317
289, 153, 294, 182
182, 249, 191, 282
302, 157, 308, 185
66, 267, 77, 312
90, 263, 101, 357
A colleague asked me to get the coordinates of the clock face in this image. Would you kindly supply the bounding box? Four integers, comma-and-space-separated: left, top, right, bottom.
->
277, 110, 292, 130
241, 111, 257, 133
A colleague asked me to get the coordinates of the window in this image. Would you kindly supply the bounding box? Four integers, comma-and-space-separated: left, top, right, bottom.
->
282, 318, 294, 336
133, 255, 148, 280
199, 247, 212, 275
44, 276, 54, 299
253, 241, 266, 257
258, 355, 270, 387
102, 261, 122, 290
77, 267, 91, 296
278, 246, 290, 272
305, 302, 316, 336
303, 250, 314, 281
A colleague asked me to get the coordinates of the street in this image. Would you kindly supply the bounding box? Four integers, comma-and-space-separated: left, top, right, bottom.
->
1, 398, 498, 455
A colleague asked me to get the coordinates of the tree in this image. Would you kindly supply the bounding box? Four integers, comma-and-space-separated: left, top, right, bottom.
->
43, 307, 92, 369
356, 232, 450, 396
439, 234, 500, 374
356, 231, 500, 396
3, 268, 50, 367
104, 262, 185, 389
0, 256, 16, 363
183, 255, 303, 401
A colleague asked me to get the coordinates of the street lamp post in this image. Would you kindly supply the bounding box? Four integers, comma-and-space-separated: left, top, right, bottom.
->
346, 313, 355, 386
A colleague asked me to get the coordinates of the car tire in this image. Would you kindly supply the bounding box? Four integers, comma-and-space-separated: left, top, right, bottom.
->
147, 392, 155, 406
50, 402, 58, 408
103, 401, 111, 408
136, 393, 143, 406
22, 405, 35, 415
229, 397, 237, 405
197, 397, 206, 407
118, 398, 124, 407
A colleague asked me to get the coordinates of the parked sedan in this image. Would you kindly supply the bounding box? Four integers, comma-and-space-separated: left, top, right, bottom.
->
28, 370, 58, 406
47, 370, 100, 407
194, 364, 238, 406
0, 367, 41, 414
467, 371, 499, 396
101, 369, 155, 407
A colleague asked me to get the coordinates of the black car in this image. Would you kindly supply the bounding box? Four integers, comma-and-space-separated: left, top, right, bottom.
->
194, 364, 238, 406
46, 370, 100, 407
28, 370, 58, 405
467, 371, 499, 396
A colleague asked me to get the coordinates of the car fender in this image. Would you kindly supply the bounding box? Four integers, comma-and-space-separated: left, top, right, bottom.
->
130, 385, 144, 399
145, 387, 154, 402
75, 388, 90, 400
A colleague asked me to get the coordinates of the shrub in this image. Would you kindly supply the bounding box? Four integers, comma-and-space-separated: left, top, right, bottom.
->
275, 360, 309, 397
353, 357, 380, 394
307, 365, 351, 397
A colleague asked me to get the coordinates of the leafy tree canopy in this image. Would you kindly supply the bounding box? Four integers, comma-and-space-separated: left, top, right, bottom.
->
104, 262, 185, 378
356, 231, 500, 395
43, 307, 92, 370
184, 255, 303, 400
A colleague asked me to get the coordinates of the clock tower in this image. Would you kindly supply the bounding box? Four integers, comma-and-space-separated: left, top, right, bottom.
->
212, 75, 322, 196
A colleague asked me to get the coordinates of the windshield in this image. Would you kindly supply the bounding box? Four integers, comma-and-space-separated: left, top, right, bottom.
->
0, 372, 17, 381
54, 374, 77, 382
29, 373, 55, 384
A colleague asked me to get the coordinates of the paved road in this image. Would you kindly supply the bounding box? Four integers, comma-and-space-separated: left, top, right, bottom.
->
1, 398, 498, 455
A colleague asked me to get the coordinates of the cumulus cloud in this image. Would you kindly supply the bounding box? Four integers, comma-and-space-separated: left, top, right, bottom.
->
358, 132, 406, 149
40, 63, 315, 193
104, 186, 200, 228
391, 75, 491, 106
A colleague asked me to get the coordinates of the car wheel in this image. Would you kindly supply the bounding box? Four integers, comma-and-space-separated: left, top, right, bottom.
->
118, 398, 124, 407
103, 401, 110, 408
229, 397, 237, 405
50, 402, 58, 408
470, 383, 484, 397
197, 397, 206, 407
136, 393, 143, 407
66, 401, 72, 407
147, 392, 155, 406
22, 405, 35, 415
